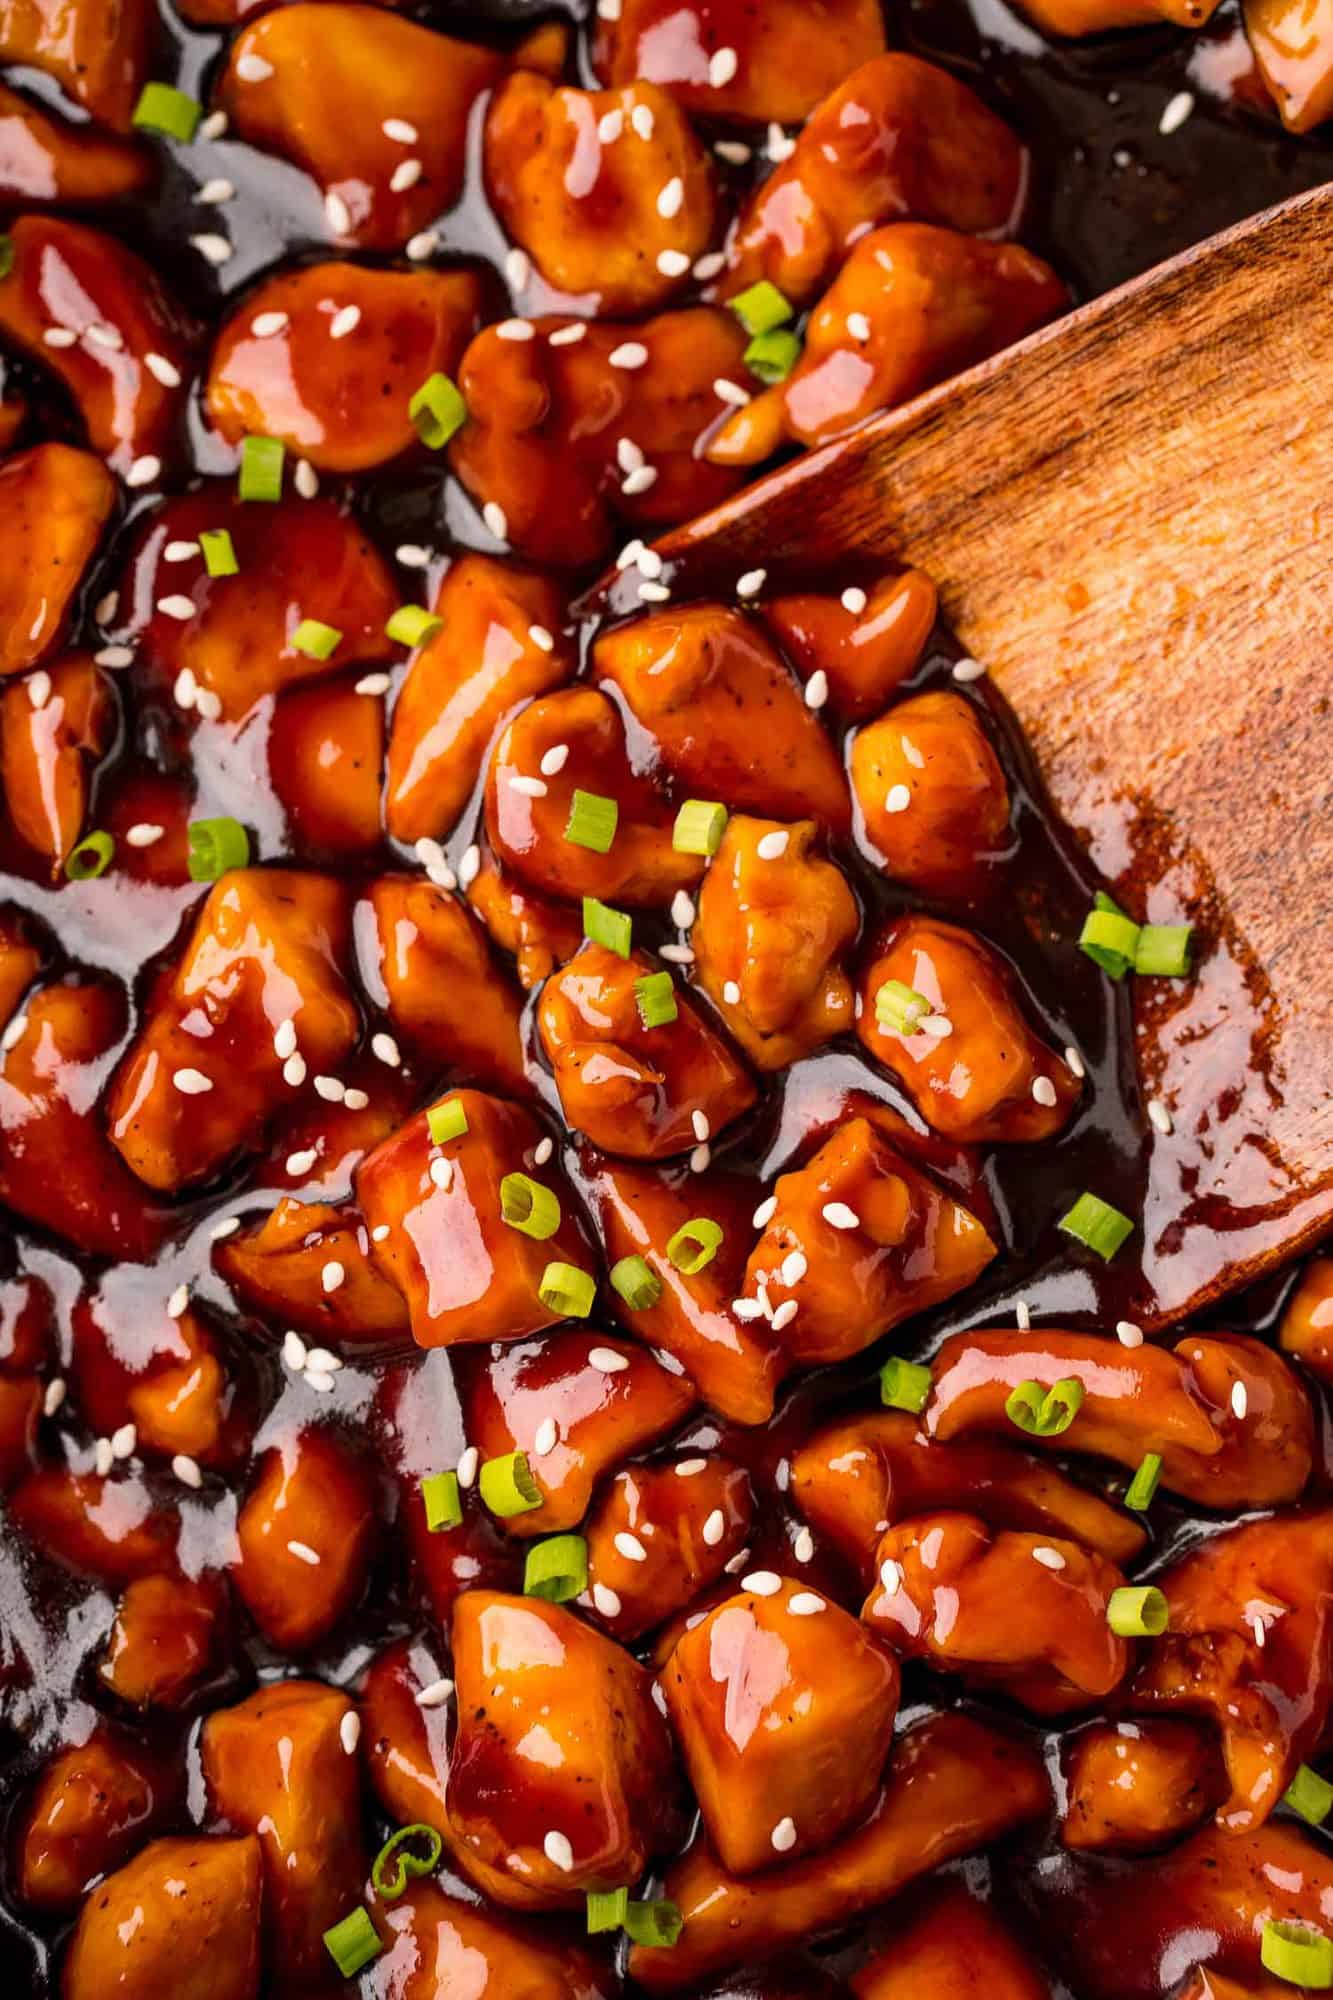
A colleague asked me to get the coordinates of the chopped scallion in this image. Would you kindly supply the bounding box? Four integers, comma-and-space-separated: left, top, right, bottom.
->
582, 895, 632, 959
610, 1254, 662, 1311
665, 1218, 722, 1275
238, 434, 284, 502
1135, 923, 1194, 977
187, 816, 249, 882
1124, 1452, 1162, 1512
672, 799, 727, 856
875, 979, 931, 1036
65, 831, 114, 881
624, 1899, 684, 1948
479, 1449, 541, 1518
199, 528, 238, 577
385, 604, 442, 648
421, 1470, 462, 1532
1283, 1764, 1333, 1827
587, 1887, 630, 1934
1262, 1919, 1333, 1988
565, 789, 618, 853
1058, 1191, 1134, 1261
409, 372, 467, 449
729, 281, 794, 337
370, 1823, 443, 1901
1078, 890, 1140, 979
538, 1261, 596, 1318
524, 1532, 588, 1603
880, 1356, 932, 1415
1106, 1584, 1168, 1637
500, 1171, 561, 1240
1005, 1376, 1085, 1438
427, 1097, 468, 1146
132, 82, 202, 143
744, 328, 801, 384
322, 1906, 381, 1977
634, 970, 678, 1029
292, 617, 342, 661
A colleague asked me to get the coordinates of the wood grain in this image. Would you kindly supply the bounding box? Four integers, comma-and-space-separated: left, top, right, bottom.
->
644, 184, 1333, 1323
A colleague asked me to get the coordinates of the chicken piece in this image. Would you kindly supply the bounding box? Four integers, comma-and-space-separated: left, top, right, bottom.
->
1062, 1720, 1228, 1853
763, 569, 938, 721
362, 1636, 453, 1830
216, 1197, 410, 1346
448, 1590, 685, 1904
850, 690, 1011, 893
864, 1512, 1130, 1714
851, 1880, 1055, 2000
1, 656, 114, 871
220, 5, 504, 249
694, 815, 858, 1069
358, 876, 528, 1097
0, 908, 42, 1026
630, 1710, 1048, 1992
358, 1091, 592, 1350
1244, 0, 1333, 131
254, 1051, 417, 1199
584, 1153, 785, 1422
232, 1425, 377, 1650
585, 1455, 754, 1638
0, 0, 154, 131
370, 1878, 613, 2000
744, 1117, 997, 1366
107, 869, 358, 1192
791, 1410, 1146, 1579
707, 226, 1065, 464
268, 673, 383, 857
485, 687, 702, 908
386, 553, 572, 845
857, 917, 1080, 1141
486, 75, 715, 314
449, 310, 748, 568
721, 55, 1027, 308
1015, 0, 1220, 34
9, 1466, 177, 1583
62, 1835, 262, 2000
459, 1326, 695, 1536
0, 1372, 39, 1488
0, 444, 115, 677
0, 217, 191, 472
206, 261, 483, 474
467, 850, 584, 989
98, 1571, 228, 1709
401, 1468, 524, 1638
118, 492, 399, 722
592, 0, 886, 124
1130, 1510, 1333, 1834
539, 943, 757, 1158
0, 79, 151, 202
0, 1270, 51, 1374
0, 981, 165, 1258
15, 1728, 173, 1912
201, 1680, 365, 1984
925, 1329, 1314, 1509
1278, 1254, 1333, 1382
595, 607, 852, 835
666, 1577, 899, 1873
71, 1294, 249, 1468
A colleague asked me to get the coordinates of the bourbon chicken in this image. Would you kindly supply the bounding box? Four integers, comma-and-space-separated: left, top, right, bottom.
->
0, 3, 1327, 1999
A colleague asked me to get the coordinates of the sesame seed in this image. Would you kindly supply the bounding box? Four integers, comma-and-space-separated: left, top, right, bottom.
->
1148, 1097, 1173, 1135
884, 784, 912, 814
1032, 1546, 1066, 1570
598, 108, 625, 143
497, 318, 535, 342
164, 540, 200, 563
288, 1540, 320, 1565
283, 1331, 308, 1371
173, 1454, 202, 1488
1065, 1045, 1087, 1079
42, 327, 77, 348
590, 1347, 629, 1374
191, 232, 233, 265
610, 341, 649, 370
390, 158, 423, 193
543, 1831, 574, 1872
789, 1591, 825, 1615
145, 351, 181, 387
709, 46, 739, 86
111, 1423, 136, 1460
744, 1570, 781, 1596
529, 624, 556, 653
1116, 1320, 1144, 1348
457, 1446, 479, 1488
1016, 1299, 1032, 1330
321, 1260, 345, 1294
85, 322, 123, 351
592, 1582, 621, 1616
548, 322, 586, 346
723, 980, 741, 1006
236, 52, 273, 81
210, 1216, 241, 1240
597, 0, 621, 17
822, 1202, 859, 1230
371, 1223, 390, 1241
95, 645, 134, 668
43, 1378, 65, 1417
656, 249, 691, 278
690, 1142, 711, 1174
533, 1135, 554, 1166
676, 1458, 706, 1477
325, 191, 352, 234
94, 1438, 114, 1477
879, 1557, 902, 1593
306, 1369, 336, 1394
638, 580, 671, 603
659, 943, 694, 964
671, 891, 695, 929
533, 1417, 558, 1458
382, 117, 419, 144
617, 436, 645, 475
329, 305, 361, 340
483, 501, 509, 541
794, 1527, 815, 1563
355, 671, 391, 698
756, 830, 789, 860
622, 464, 659, 496
1032, 1075, 1059, 1108
631, 102, 655, 140
167, 1284, 189, 1319
1159, 89, 1195, 135
702, 1508, 725, 1546
407, 229, 439, 261
340, 1710, 361, 1754
766, 123, 797, 162
540, 743, 569, 776
199, 111, 228, 141
251, 310, 288, 337
1, 1013, 26, 1052
840, 586, 868, 616
286, 1147, 317, 1176
656, 177, 684, 219
157, 594, 196, 622
692, 1109, 711, 1142
283, 1052, 307, 1087
901, 736, 925, 768
771, 1299, 798, 1331
27, 671, 50, 710
196, 689, 222, 722
273, 1019, 298, 1061
715, 139, 751, 165
952, 656, 987, 683
846, 312, 872, 342
614, 1531, 648, 1563
415, 1676, 454, 1708
306, 1348, 341, 1373
291, 457, 317, 499
430, 1156, 453, 1191
732, 1297, 763, 1320
126, 455, 162, 488
921, 1014, 953, 1038
509, 774, 548, 798
504, 246, 531, 290
753, 1196, 777, 1228
459, 844, 481, 887
714, 380, 751, 412
372, 1032, 401, 1067
694, 251, 725, 279
780, 1250, 807, 1286
1231, 1380, 1248, 1419
396, 544, 432, 572
735, 569, 767, 601
804, 669, 829, 710
173, 1067, 213, 1095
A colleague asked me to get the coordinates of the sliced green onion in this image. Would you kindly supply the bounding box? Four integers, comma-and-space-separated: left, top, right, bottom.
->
624, 1900, 684, 1948
322, 1906, 381, 1977
1135, 923, 1194, 977
385, 604, 443, 649
292, 617, 342, 661
479, 1448, 541, 1518
1004, 1376, 1085, 1438
875, 979, 931, 1036
370, 1823, 443, 1901
1058, 1191, 1134, 1261
132, 82, 202, 142
729, 281, 794, 336
199, 528, 238, 578
524, 1532, 588, 1603
1078, 898, 1140, 979
635, 970, 678, 1029
187, 816, 250, 882
610, 1254, 662, 1311
421, 1469, 462, 1532
665, 1218, 722, 1275
582, 895, 632, 959
427, 1097, 468, 1146
745, 329, 802, 384
565, 789, 618, 853
65, 831, 114, 880
1124, 1452, 1162, 1512
1106, 1584, 1168, 1637
409, 371, 467, 449
587, 1887, 630, 1934
500, 1172, 561, 1240
880, 1356, 932, 1415
1284, 1763, 1333, 1827
0, 235, 13, 281
538, 1261, 596, 1317
1262, 1920, 1333, 1989
672, 799, 727, 856
238, 434, 284, 502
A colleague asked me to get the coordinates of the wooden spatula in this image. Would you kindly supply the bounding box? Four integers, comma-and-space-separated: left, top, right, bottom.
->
610, 183, 1333, 1327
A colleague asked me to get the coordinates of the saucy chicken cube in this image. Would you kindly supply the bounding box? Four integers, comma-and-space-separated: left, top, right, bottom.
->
267, 672, 384, 858
386, 553, 573, 845
763, 569, 939, 720
448, 1590, 685, 1903
693, 814, 858, 1069
744, 1117, 997, 1365
216, 1196, 410, 1346
850, 689, 1011, 892
1, 656, 115, 872
61, 1835, 262, 2000
15, 1728, 172, 1912
71, 1294, 249, 1468
584, 1455, 754, 1638
592, 0, 886, 125
664, 1576, 900, 1873
594, 606, 852, 835
0, 0, 154, 131
98, 1571, 228, 1709
0, 79, 151, 204
369, 1878, 613, 2000
220, 4, 504, 249
485, 75, 716, 315
485, 687, 703, 908
107, 869, 359, 1191
721, 54, 1028, 308
232, 1424, 377, 1650
0, 444, 115, 678
857, 916, 1081, 1140
466, 850, 584, 990
1278, 1253, 1333, 1381
357, 1090, 592, 1350
1061, 1719, 1228, 1852
9, 1464, 178, 1584
201, 1679, 365, 1984
206, 261, 484, 474
1244, 0, 1333, 132
361, 1635, 452, 1831
850, 1879, 1055, 2000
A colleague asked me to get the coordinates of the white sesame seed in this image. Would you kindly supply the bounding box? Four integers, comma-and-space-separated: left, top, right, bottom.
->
609, 341, 649, 370
528, 624, 557, 657
846, 312, 872, 343
321, 1260, 345, 1294
631, 102, 654, 140
597, 0, 621, 18
617, 436, 645, 475
659, 943, 694, 964
1, 1012, 27, 1052
771, 1299, 798, 1331
329, 304, 361, 341
753, 1195, 777, 1228
199, 111, 228, 141
766, 123, 797, 162
407, 229, 439, 261
656, 176, 684, 219
722, 980, 741, 1006
273, 1018, 298, 1061
383, 117, 419, 145
735, 569, 767, 602
95, 645, 133, 668
715, 139, 751, 165
27, 670, 50, 710
164, 540, 199, 564
804, 669, 829, 710
371, 1222, 390, 1241
415, 1676, 454, 1708
1065, 1045, 1087, 1079
676, 1458, 706, 1477
622, 464, 659, 495
236, 52, 273, 81
614, 1531, 648, 1563
355, 672, 391, 699
532, 1417, 558, 1459
656, 249, 691, 278
497, 318, 535, 343
533, 1136, 554, 1166
167, 1284, 189, 1319
111, 1423, 136, 1460
1032, 1075, 1059, 1108
95, 586, 119, 618
145, 351, 181, 387
191, 233, 233, 265
43, 1378, 65, 1417
789, 1591, 825, 1615
694, 251, 725, 280
157, 594, 196, 622
210, 1215, 241, 1240
458, 844, 481, 888
708, 45, 739, 86
483, 502, 509, 541
592, 1582, 621, 1616
283, 1330, 308, 1371
589, 1347, 629, 1374
42, 327, 77, 348
543, 1830, 574, 1872
430, 1156, 453, 1191
173, 1454, 202, 1488
690, 1142, 711, 1174
744, 1570, 781, 1596
793, 1526, 815, 1563
173, 1067, 213, 1095
85, 322, 123, 351
822, 1202, 859, 1231
597, 108, 625, 144
670, 891, 695, 931
1148, 1097, 1173, 1135
340, 1710, 361, 1754
306, 1348, 342, 1373
540, 743, 569, 776
372, 1032, 401, 1067
94, 1438, 114, 1477
780, 1250, 807, 1286
325, 192, 352, 235
884, 783, 912, 815
732, 1297, 763, 1320
283, 1052, 307, 1088
691, 1109, 711, 1143
1031, 1546, 1066, 1571
1231, 1380, 1248, 1419
125, 454, 162, 488
1159, 89, 1195, 135
288, 1540, 320, 1565
1116, 1320, 1144, 1348
756, 830, 789, 860
879, 1557, 902, 1593
196, 688, 222, 723
509, 774, 548, 798
305, 1370, 336, 1395
390, 158, 423, 193
639, 546, 666, 580
285, 1147, 317, 1176
1016, 1299, 1031, 1330
457, 1446, 479, 1489
251, 310, 289, 338
701, 1509, 726, 1547
952, 656, 987, 683
548, 322, 587, 346
714, 382, 752, 416
638, 580, 671, 602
